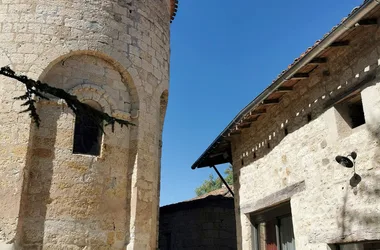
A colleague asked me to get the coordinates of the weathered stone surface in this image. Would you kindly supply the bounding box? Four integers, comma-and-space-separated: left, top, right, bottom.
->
159, 196, 237, 250
240, 181, 305, 214
232, 15, 380, 250
0, 0, 171, 249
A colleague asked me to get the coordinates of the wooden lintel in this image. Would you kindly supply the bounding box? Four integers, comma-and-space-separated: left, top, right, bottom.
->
276, 86, 293, 92
357, 18, 378, 26
262, 99, 280, 105
291, 73, 309, 79
309, 57, 328, 64
329, 40, 350, 47
324, 73, 376, 109
241, 181, 306, 215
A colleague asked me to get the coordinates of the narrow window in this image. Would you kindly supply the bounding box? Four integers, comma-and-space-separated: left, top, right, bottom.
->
73, 101, 103, 156
335, 92, 365, 129
284, 127, 289, 136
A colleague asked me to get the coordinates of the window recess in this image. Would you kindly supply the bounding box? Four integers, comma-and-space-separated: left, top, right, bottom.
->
335, 92, 365, 129
251, 202, 296, 250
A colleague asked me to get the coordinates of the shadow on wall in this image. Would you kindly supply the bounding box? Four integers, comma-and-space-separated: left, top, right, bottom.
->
338, 122, 380, 242
17, 104, 60, 248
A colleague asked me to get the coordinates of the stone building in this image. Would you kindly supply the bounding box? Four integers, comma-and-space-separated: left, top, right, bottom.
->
159, 186, 236, 250
0, 0, 178, 249
192, 1, 380, 250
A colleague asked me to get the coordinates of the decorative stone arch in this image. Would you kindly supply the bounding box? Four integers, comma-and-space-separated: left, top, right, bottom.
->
70, 84, 132, 121
70, 84, 116, 115
28, 46, 140, 110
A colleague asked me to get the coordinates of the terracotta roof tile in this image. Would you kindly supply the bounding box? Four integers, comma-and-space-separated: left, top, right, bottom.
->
272, 3, 366, 83
189, 185, 234, 201
170, 0, 179, 22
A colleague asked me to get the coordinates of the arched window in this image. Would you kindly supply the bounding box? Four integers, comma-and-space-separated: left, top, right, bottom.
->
73, 100, 103, 156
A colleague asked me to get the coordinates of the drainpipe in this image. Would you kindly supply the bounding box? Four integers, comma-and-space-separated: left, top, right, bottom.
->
211, 165, 234, 197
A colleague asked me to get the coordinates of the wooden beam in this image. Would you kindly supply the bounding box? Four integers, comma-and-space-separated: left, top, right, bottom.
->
324, 73, 376, 109
329, 40, 350, 47
249, 109, 266, 116
244, 116, 258, 123
238, 122, 251, 129
242, 181, 305, 215
309, 57, 328, 64
276, 86, 293, 93
356, 18, 378, 26
291, 73, 309, 79
229, 130, 241, 136
262, 99, 280, 105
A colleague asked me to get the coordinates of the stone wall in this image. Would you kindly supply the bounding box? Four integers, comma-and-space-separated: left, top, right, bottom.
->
159, 196, 237, 250
231, 13, 380, 250
0, 0, 171, 249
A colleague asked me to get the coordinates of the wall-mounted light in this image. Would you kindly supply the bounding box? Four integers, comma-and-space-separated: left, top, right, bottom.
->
335, 152, 361, 187
335, 152, 357, 168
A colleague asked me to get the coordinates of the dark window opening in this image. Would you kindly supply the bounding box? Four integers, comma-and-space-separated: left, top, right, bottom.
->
253, 152, 257, 159
73, 101, 103, 156
307, 113, 312, 123
241, 158, 245, 166
335, 92, 365, 129
284, 128, 288, 136
251, 202, 296, 250
267, 142, 271, 149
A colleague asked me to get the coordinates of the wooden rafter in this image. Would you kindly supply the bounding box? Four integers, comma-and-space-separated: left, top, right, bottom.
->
276, 86, 293, 92
263, 99, 280, 105
229, 130, 241, 136
291, 73, 309, 79
244, 116, 258, 123
356, 18, 378, 26
309, 57, 328, 64
238, 122, 251, 129
330, 40, 350, 47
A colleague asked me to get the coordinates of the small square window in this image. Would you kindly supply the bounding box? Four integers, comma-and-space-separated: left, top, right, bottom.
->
335, 92, 365, 129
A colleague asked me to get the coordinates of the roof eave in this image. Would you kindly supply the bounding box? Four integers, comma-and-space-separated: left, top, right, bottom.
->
191, 0, 380, 170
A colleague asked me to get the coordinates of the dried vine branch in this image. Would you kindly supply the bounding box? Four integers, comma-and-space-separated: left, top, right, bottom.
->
0, 66, 135, 131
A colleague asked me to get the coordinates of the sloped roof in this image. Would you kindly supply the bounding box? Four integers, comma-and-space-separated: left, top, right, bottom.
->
160, 186, 234, 213
191, 0, 380, 170
190, 185, 234, 201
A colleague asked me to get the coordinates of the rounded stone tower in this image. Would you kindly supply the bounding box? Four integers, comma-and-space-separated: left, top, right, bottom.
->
0, 0, 177, 249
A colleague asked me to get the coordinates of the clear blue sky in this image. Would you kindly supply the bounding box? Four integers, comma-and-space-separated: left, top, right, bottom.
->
160, 0, 363, 206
